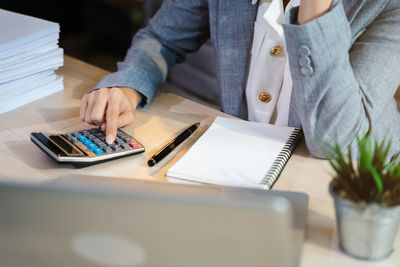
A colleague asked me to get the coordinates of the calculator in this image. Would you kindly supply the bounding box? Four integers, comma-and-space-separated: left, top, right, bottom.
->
30, 127, 145, 167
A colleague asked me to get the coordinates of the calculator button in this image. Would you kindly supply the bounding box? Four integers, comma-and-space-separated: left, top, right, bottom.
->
129, 141, 139, 149
77, 135, 88, 143
95, 132, 104, 138
122, 144, 131, 150
74, 141, 95, 156
83, 141, 91, 147
110, 143, 118, 149
98, 143, 106, 148
113, 146, 122, 152
72, 127, 141, 156
104, 147, 113, 153
116, 139, 124, 145
95, 142, 104, 148
93, 148, 104, 155
79, 138, 91, 147
87, 143, 97, 151
117, 132, 128, 138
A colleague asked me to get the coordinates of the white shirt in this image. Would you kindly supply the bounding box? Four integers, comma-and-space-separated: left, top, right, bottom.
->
246, 0, 300, 126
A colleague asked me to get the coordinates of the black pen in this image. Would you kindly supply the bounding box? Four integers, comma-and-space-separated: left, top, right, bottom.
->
148, 122, 200, 167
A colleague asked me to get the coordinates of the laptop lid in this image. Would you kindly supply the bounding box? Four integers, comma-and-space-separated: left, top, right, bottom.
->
0, 175, 308, 267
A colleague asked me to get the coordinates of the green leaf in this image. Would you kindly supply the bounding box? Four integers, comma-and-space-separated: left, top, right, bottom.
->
321, 131, 400, 206
367, 161, 384, 199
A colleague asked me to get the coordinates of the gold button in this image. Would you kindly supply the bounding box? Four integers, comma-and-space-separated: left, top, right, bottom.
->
258, 92, 271, 103
270, 46, 282, 56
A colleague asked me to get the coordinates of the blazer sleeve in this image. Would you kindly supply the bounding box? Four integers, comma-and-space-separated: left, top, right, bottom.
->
90, 0, 210, 107
282, 0, 400, 158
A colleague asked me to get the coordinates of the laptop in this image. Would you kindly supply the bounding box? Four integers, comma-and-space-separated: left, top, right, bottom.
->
0, 175, 308, 267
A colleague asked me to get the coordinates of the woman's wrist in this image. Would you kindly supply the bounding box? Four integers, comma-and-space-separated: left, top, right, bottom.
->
298, 0, 333, 25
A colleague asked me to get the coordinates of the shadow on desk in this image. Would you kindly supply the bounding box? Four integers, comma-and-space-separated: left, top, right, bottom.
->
306, 210, 337, 251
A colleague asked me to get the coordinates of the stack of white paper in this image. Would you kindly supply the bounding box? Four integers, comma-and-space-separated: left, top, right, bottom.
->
0, 9, 63, 114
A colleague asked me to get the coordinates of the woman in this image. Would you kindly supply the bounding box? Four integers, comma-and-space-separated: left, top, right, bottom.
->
80, 0, 400, 158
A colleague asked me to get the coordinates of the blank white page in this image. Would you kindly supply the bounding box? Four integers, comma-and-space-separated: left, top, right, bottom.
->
0, 9, 59, 51
167, 117, 296, 189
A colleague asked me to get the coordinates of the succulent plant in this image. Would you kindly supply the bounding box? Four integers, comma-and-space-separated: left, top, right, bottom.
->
325, 135, 400, 207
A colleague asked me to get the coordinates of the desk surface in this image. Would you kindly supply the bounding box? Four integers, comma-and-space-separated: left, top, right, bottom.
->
0, 56, 398, 266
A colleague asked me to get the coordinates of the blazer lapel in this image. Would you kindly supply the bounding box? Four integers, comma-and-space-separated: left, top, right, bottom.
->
216, 0, 257, 118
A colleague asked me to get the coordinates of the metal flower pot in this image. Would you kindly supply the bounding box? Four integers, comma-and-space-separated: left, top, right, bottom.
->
330, 181, 400, 260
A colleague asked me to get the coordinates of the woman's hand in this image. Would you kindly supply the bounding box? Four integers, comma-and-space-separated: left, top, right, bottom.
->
298, 0, 333, 25
80, 87, 142, 144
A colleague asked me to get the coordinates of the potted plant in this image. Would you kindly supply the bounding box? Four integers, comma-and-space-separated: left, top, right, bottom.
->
325, 135, 400, 260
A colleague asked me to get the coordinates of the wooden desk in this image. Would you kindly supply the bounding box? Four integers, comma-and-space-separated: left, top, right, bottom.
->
0, 56, 398, 266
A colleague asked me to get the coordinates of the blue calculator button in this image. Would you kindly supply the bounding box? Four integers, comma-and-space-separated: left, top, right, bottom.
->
85, 140, 94, 145
93, 148, 103, 155
83, 139, 93, 146
77, 135, 87, 142
87, 143, 97, 151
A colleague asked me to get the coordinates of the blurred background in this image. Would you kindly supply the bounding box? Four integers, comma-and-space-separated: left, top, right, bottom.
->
1, 0, 220, 108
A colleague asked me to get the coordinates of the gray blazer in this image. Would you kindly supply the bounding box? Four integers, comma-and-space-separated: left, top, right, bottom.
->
93, 0, 400, 158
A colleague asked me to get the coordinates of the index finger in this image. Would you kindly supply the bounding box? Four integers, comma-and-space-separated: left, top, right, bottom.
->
105, 99, 120, 144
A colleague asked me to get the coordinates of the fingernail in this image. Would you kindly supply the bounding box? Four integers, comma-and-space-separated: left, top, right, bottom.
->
106, 134, 114, 144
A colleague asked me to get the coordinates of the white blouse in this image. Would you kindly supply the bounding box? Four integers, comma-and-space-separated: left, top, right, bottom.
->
246, 0, 300, 126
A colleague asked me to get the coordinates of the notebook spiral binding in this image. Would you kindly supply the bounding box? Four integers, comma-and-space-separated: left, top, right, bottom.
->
260, 128, 303, 189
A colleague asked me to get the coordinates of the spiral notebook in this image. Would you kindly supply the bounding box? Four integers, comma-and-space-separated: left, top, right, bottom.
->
166, 117, 302, 189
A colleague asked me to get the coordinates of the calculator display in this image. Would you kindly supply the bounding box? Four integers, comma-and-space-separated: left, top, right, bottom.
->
49, 135, 84, 156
